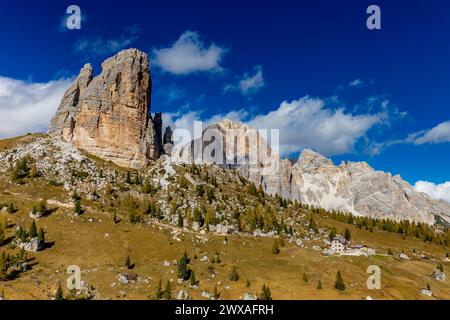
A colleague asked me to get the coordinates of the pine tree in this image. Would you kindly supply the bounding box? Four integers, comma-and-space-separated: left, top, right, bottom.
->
126, 171, 132, 184
212, 251, 221, 264
17, 225, 27, 242
155, 279, 163, 299
302, 272, 309, 282
54, 283, 64, 300
229, 267, 240, 281
246, 278, 251, 287
177, 211, 183, 228
162, 281, 172, 300
125, 255, 134, 269
37, 228, 45, 244
189, 270, 198, 286
344, 228, 351, 241
259, 283, 272, 300
74, 200, 82, 215
272, 239, 280, 254
29, 220, 37, 238
328, 228, 336, 241
213, 285, 220, 299
178, 251, 191, 280
334, 271, 345, 291
7, 202, 17, 214
317, 280, 323, 289
0, 226, 4, 245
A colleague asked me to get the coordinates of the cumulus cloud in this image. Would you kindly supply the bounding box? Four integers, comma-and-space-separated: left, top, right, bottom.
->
163, 96, 383, 157
74, 26, 140, 59
414, 180, 450, 203
0, 76, 71, 139
246, 97, 382, 156
153, 31, 228, 75
224, 66, 265, 96
413, 121, 450, 145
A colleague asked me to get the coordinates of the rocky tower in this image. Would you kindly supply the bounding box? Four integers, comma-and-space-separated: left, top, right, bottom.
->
49, 49, 160, 169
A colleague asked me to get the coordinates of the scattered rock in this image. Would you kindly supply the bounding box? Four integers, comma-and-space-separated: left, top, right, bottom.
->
243, 293, 257, 300
419, 289, 432, 297
431, 269, 446, 281
176, 289, 189, 300
399, 253, 409, 260
118, 272, 138, 284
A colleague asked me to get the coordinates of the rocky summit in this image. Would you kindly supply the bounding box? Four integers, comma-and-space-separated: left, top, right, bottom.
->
177, 119, 450, 226
49, 49, 160, 169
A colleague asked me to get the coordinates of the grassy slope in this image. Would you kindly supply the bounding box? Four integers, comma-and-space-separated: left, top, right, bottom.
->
0, 135, 449, 300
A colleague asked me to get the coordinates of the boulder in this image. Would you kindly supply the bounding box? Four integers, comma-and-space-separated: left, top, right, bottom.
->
16, 238, 45, 252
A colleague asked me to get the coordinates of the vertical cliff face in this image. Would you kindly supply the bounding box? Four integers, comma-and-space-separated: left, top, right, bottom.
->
49, 49, 160, 169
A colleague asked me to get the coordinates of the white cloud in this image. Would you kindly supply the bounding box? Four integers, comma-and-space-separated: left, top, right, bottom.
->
224, 66, 265, 96
414, 180, 450, 203
413, 121, 450, 145
349, 79, 364, 87
153, 31, 228, 75
163, 96, 383, 157
74, 26, 140, 59
369, 120, 450, 154
0, 76, 71, 139
162, 109, 248, 140
246, 97, 382, 156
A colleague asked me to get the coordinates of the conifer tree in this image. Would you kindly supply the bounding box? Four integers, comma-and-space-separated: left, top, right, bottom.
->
229, 267, 240, 281
213, 285, 220, 299
125, 255, 134, 269
162, 281, 172, 300
7, 202, 16, 214
259, 283, 272, 300
303, 272, 309, 282
317, 280, 323, 289
177, 211, 183, 228
29, 220, 37, 238
54, 283, 64, 300
344, 228, 351, 241
178, 251, 191, 280
272, 239, 280, 254
189, 270, 198, 286
328, 228, 337, 241
334, 271, 345, 291
37, 227, 45, 244
74, 200, 82, 215
155, 279, 163, 299
0, 225, 4, 245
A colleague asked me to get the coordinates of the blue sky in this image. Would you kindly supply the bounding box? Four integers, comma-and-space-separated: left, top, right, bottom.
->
0, 0, 449, 199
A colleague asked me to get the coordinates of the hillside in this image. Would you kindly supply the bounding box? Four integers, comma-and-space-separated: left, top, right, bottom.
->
0, 134, 449, 300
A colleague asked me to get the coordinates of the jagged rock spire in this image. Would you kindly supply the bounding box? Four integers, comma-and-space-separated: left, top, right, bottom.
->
49, 48, 160, 169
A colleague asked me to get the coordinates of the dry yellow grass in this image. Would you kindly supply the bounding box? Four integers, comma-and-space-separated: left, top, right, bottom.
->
0, 191, 449, 300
